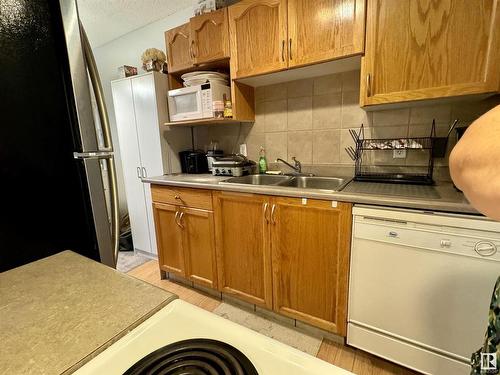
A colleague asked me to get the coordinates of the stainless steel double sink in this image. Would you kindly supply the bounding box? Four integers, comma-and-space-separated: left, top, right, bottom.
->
220, 174, 350, 192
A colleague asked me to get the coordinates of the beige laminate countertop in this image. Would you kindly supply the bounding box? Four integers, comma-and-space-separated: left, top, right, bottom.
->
143, 173, 478, 215
0, 251, 177, 375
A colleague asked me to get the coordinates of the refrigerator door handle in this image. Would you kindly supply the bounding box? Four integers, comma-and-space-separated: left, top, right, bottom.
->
80, 23, 120, 267
73, 151, 113, 160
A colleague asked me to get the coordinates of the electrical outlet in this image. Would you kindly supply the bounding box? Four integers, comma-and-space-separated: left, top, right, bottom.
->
239, 143, 248, 157
393, 149, 407, 159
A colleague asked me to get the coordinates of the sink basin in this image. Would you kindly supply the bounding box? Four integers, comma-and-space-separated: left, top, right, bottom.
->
222, 174, 292, 186
221, 174, 350, 191
279, 176, 349, 191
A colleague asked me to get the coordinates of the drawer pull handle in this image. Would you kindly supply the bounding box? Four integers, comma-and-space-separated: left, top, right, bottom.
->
174, 195, 180, 200
388, 231, 398, 238
271, 204, 277, 224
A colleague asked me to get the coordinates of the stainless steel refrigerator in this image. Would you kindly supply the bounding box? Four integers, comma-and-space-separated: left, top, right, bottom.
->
0, 0, 119, 271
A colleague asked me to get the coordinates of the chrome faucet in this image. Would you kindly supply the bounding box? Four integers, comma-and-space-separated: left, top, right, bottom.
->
276, 157, 302, 174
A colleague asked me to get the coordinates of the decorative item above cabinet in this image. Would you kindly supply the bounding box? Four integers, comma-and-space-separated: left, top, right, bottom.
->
228, 0, 366, 80
360, 0, 500, 107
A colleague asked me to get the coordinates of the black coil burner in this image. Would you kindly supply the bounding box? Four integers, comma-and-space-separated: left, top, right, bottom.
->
124, 338, 259, 375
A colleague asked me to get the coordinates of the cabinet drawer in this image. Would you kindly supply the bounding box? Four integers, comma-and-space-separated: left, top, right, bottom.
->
151, 185, 212, 210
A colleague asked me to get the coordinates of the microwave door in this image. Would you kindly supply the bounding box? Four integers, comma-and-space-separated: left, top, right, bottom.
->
168, 87, 204, 121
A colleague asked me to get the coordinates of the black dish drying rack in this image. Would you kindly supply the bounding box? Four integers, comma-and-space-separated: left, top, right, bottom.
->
345, 120, 457, 185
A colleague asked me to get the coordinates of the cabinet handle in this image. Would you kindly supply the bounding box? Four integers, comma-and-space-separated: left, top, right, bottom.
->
263, 203, 269, 223
366, 74, 372, 97
136, 167, 141, 179
281, 40, 285, 62
271, 204, 277, 224
289, 38, 292, 60
174, 195, 180, 200
141, 167, 147, 178
191, 40, 196, 59
174, 211, 180, 226
178, 211, 185, 228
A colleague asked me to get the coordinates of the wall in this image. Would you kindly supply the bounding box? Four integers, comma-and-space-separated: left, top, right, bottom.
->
93, 6, 192, 213
196, 70, 499, 181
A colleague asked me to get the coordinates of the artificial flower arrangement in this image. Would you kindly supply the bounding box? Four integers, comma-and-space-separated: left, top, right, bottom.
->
141, 48, 167, 72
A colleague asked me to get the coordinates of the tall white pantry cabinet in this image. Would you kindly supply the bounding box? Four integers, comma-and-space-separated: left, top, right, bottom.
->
111, 72, 169, 256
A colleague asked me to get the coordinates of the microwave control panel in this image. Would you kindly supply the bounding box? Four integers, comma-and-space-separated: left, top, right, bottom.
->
201, 84, 213, 118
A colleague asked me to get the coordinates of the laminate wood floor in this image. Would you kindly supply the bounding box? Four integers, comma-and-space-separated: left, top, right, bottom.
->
127, 260, 419, 375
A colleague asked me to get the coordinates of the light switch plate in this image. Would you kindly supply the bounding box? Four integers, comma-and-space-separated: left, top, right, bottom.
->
393, 149, 407, 159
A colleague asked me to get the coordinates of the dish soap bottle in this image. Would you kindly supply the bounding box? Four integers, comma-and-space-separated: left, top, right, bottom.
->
258, 147, 268, 174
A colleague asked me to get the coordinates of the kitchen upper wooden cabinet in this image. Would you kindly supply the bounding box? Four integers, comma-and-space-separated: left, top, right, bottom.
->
361, 0, 500, 106
153, 203, 185, 276
165, 23, 193, 73
190, 8, 230, 65
271, 198, 352, 335
287, 0, 365, 68
229, 0, 288, 79
213, 192, 273, 308
152, 188, 218, 289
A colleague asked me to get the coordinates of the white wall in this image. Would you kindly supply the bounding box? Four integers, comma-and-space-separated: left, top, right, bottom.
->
93, 6, 192, 213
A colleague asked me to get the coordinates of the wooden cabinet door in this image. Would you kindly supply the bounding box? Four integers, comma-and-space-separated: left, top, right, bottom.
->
229, 0, 288, 79
190, 8, 230, 65
153, 203, 185, 276
165, 23, 193, 73
180, 207, 218, 289
213, 192, 273, 308
270, 197, 352, 335
287, 0, 365, 68
361, 0, 500, 106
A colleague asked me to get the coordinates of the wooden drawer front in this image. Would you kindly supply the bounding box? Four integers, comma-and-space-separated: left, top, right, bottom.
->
151, 185, 212, 210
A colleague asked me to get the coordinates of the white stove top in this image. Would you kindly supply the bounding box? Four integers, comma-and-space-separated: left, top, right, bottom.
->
75, 300, 352, 374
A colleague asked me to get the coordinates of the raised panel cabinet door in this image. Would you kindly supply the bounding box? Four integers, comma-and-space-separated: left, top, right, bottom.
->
153, 202, 185, 276
180, 207, 218, 289
229, 0, 288, 79
287, 0, 365, 68
190, 8, 230, 65
270, 198, 352, 335
361, 0, 500, 106
131, 73, 165, 255
111, 79, 152, 254
213, 192, 273, 308
165, 23, 193, 73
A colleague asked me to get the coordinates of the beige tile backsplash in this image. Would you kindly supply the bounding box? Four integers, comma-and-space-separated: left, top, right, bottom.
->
194, 70, 499, 181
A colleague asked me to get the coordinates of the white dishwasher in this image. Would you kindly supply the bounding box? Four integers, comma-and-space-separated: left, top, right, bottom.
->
348, 205, 500, 375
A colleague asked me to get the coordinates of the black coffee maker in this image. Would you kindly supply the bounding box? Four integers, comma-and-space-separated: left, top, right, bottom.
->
179, 150, 208, 174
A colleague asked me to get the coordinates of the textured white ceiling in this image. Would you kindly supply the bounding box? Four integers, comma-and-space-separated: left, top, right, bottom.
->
77, 0, 192, 47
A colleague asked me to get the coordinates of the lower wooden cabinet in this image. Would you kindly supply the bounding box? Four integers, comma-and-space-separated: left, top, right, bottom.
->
181, 207, 218, 288
153, 202, 218, 289
153, 203, 185, 275
270, 197, 352, 335
152, 186, 352, 335
212, 191, 273, 309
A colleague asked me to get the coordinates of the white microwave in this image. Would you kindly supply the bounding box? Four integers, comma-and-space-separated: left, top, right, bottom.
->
167, 83, 230, 122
